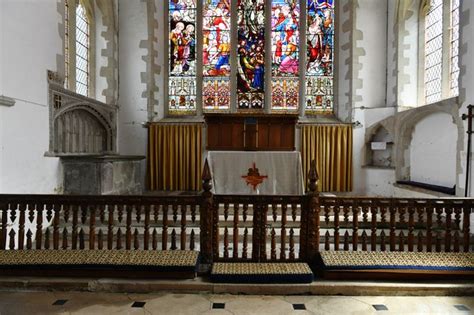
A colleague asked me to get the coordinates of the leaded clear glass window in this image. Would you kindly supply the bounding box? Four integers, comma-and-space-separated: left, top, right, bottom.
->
75, 4, 90, 96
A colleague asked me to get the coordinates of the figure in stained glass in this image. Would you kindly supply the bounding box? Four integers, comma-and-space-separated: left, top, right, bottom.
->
169, 9, 196, 76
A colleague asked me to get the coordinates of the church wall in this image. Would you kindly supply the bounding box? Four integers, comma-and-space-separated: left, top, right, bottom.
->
0, 0, 62, 193
116, 0, 149, 173
410, 112, 457, 188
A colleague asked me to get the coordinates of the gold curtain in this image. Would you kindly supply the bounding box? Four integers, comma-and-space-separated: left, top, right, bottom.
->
147, 123, 203, 191
301, 124, 353, 192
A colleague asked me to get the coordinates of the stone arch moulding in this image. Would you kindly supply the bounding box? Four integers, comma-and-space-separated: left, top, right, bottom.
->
393, 98, 462, 183
46, 70, 118, 156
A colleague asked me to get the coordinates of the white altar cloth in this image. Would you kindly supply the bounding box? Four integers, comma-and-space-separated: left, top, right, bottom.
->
207, 151, 304, 195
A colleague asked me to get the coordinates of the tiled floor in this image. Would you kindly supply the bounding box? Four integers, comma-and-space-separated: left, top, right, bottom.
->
0, 292, 472, 315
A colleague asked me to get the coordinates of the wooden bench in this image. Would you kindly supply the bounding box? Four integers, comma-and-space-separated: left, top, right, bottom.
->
0, 250, 199, 279
318, 251, 474, 281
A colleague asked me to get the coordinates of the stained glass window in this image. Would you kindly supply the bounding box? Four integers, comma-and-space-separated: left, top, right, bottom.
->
306, 0, 334, 114
271, 0, 300, 111
450, 0, 460, 97
76, 4, 89, 96
203, 0, 231, 111
237, 0, 265, 110
169, 0, 197, 114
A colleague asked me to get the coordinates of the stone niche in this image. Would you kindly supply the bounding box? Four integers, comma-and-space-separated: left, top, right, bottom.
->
365, 125, 394, 168
61, 155, 145, 195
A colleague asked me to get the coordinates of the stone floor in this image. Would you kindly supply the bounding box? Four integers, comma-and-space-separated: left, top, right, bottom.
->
0, 292, 472, 315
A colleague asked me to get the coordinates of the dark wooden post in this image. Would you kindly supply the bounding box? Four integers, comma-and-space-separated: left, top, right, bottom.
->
200, 159, 214, 264
304, 160, 320, 263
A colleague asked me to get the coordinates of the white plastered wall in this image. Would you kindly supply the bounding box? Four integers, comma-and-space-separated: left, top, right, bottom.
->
0, 0, 62, 193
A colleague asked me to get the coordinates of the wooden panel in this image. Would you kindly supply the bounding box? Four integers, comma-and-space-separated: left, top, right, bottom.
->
205, 114, 296, 151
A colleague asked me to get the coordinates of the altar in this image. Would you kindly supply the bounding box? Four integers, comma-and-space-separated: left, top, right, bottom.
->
207, 151, 304, 195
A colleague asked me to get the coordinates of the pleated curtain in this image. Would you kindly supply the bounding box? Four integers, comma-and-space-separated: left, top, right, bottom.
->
147, 123, 203, 191
301, 124, 353, 192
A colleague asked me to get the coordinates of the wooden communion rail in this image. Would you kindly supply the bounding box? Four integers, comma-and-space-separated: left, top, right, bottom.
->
0, 160, 472, 267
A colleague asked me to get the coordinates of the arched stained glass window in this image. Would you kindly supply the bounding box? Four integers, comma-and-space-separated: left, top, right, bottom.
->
167, 0, 335, 115
75, 3, 90, 96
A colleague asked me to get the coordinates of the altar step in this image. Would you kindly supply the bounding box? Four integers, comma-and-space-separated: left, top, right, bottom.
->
210, 262, 314, 284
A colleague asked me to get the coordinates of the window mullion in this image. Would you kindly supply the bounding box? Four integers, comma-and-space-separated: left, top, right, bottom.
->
196, 2, 203, 116
299, 0, 307, 117
230, 0, 238, 113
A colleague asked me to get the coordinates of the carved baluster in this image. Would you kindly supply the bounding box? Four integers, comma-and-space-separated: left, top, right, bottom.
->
289, 228, 295, 260
224, 203, 229, 222
89, 205, 96, 249
389, 206, 396, 251
118, 205, 124, 223
171, 229, 177, 250
107, 205, 114, 250
152, 228, 158, 250
53, 204, 60, 250
181, 204, 187, 250
172, 204, 178, 223
144, 205, 150, 250
190, 230, 195, 250
325, 231, 330, 250
116, 228, 122, 249
272, 204, 277, 222
398, 231, 405, 251
243, 227, 248, 259
243, 204, 248, 222
361, 230, 367, 251
271, 228, 276, 260
408, 204, 415, 252
18, 204, 26, 250
362, 205, 368, 247
223, 227, 229, 258
136, 205, 142, 223
64, 204, 70, 223
191, 205, 196, 223
162, 205, 168, 250
125, 205, 132, 250
233, 204, 239, 258
47, 204, 54, 223
436, 205, 443, 230
79, 228, 85, 250
72, 205, 78, 249
370, 205, 377, 251
334, 206, 340, 251
99, 205, 105, 224
26, 230, 33, 250
153, 204, 159, 223
8, 230, 15, 250
98, 229, 104, 250
134, 228, 140, 250
28, 203, 35, 224
463, 204, 471, 252
291, 204, 297, 222
426, 205, 433, 252
260, 204, 268, 261
344, 231, 349, 251
436, 231, 442, 252
417, 231, 423, 252
453, 230, 460, 252
380, 230, 386, 251
44, 228, 50, 250
352, 206, 359, 251
280, 204, 287, 259
62, 227, 68, 249
36, 204, 44, 250
445, 205, 453, 252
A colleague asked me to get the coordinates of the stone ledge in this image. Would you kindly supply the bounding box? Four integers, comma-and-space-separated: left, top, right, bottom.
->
0, 277, 471, 296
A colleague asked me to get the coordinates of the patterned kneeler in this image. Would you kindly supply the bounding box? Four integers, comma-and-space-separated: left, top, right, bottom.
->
210, 262, 314, 283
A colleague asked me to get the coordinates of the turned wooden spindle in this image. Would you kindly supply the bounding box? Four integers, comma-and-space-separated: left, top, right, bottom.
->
380, 230, 386, 251
153, 204, 159, 223
289, 228, 295, 260
26, 230, 33, 250
352, 206, 359, 251
72, 205, 78, 250
98, 229, 104, 250
426, 205, 433, 252
223, 227, 229, 258
36, 204, 44, 250
191, 204, 196, 223
172, 204, 178, 223
89, 205, 96, 250
272, 204, 278, 222
389, 207, 396, 251
0, 204, 8, 250
62, 227, 68, 249
325, 231, 330, 250
417, 230, 423, 252
190, 229, 195, 250
144, 205, 150, 250
370, 206, 377, 251
361, 230, 367, 251
152, 228, 158, 250
334, 206, 340, 251
243, 203, 248, 222
8, 230, 15, 250
243, 227, 248, 259
445, 206, 453, 252
125, 205, 132, 250
162, 204, 168, 250
408, 204, 415, 252
44, 228, 50, 250
271, 228, 277, 260
107, 205, 114, 250
134, 228, 140, 250
136, 205, 142, 223
116, 228, 122, 250
180, 204, 187, 250
224, 203, 229, 222
463, 205, 471, 252
280, 204, 287, 259
53, 204, 60, 250
398, 231, 405, 252
233, 204, 239, 258
18, 204, 26, 250
79, 228, 85, 250
171, 228, 177, 250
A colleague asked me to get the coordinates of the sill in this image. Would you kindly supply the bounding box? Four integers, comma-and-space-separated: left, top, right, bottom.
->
395, 181, 456, 196
362, 165, 395, 170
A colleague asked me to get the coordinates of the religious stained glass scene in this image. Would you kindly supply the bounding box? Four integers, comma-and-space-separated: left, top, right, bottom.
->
169, 0, 197, 113
203, 0, 231, 111
306, 0, 334, 113
271, 0, 300, 111
237, 0, 266, 110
